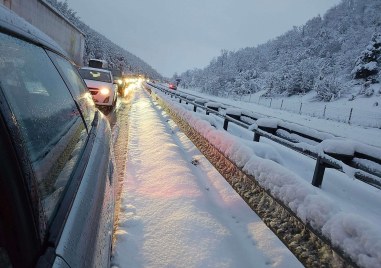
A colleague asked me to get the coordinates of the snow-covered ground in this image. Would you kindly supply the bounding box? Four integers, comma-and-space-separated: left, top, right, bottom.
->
178, 87, 381, 148
150, 85, 381, 267
111, 87, 302, 267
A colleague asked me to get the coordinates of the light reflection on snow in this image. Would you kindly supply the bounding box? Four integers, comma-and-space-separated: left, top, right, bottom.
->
112, 87, 302, 268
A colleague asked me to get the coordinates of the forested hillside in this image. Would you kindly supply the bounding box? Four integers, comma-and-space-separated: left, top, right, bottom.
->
46, 0, 162, 79
178, 0, 381, 101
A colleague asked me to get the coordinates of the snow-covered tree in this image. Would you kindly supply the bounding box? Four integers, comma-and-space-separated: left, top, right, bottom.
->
352, 33, 381, 80
178, 0, 381, 101
45, 0, 162, 79
314, 75, 344, 101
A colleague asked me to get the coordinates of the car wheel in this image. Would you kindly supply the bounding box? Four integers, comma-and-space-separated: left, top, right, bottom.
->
106, 105, 113, 113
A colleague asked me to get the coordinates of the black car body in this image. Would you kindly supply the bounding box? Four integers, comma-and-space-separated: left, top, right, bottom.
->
0, 6, 115, 268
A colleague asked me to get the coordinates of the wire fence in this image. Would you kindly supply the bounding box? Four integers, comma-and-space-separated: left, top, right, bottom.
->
231, 94, 381, 128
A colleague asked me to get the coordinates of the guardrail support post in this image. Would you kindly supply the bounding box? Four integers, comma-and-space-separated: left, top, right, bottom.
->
193, 105, 197, 112
312, 156, 325, 188
179, 98, 182, 103
253, 132, 260, 142
223, 118, 229, 130
206, 105, 219, 116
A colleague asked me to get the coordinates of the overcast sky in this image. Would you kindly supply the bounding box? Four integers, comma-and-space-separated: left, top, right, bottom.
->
66, 0, 341, 77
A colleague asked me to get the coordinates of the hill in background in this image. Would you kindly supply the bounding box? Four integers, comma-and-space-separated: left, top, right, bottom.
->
46, 0, 162, 79
177, 0, 381, 102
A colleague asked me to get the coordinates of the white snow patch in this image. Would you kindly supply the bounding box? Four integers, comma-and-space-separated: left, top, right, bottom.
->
319, 139, 356, 156
256, 118, 279, 128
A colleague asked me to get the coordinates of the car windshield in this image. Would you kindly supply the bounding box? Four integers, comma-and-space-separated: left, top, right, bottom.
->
78, 69, 111, 83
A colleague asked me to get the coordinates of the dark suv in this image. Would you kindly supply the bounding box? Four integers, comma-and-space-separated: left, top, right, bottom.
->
0, 6, 115, 268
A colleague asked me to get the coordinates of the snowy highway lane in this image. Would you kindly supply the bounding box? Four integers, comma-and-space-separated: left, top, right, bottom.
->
111, 88, 302, 268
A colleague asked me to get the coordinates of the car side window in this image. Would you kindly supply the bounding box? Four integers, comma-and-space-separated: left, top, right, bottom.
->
0, 32, 88, 224
0, 247, 11, 268
47, 52, 96, 129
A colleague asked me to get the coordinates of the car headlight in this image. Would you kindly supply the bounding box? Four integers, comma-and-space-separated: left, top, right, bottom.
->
100, 88, 110, 95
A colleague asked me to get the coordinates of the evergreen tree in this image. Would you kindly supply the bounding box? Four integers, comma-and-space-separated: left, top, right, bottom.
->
352, 33, 381, 80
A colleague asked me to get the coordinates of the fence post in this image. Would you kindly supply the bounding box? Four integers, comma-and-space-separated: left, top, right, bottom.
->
348, 108, 353, 124
249, 93, 252, 102
323, 105, 326, 118
179, 98, 182, 103
280, 99, 284, 109
299, 102, 303, 114
193, 105, 197, 112
270, 98, 273, 107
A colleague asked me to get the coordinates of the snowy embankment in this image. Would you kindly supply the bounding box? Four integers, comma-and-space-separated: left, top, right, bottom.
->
152, 88, 381, 268
179, 88, 381, 147
112, 88, 302, 268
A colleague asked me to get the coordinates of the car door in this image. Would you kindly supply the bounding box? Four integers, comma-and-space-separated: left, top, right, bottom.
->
47, 52, 116, 267
0, 30, 115, 267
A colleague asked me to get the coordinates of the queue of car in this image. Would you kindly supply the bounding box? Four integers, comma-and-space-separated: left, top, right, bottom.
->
0, 6, 115, 267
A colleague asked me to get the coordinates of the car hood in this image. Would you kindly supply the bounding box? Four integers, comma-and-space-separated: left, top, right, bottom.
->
84, 79, 113, 90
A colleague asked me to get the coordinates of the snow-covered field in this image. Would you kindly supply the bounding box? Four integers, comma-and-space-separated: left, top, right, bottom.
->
111, 88, 302, 267
150, 85, 381, 267
179, 87, 381, 148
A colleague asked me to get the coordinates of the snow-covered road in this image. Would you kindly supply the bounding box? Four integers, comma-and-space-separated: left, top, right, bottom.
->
111, 88, 302, 268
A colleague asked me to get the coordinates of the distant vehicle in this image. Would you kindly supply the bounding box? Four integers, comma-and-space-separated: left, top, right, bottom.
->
88, 58, 108, 69
0, 6, 115, 267
169, 82, 177, 90
111, 69, 125, 96
79, 67, 118, 110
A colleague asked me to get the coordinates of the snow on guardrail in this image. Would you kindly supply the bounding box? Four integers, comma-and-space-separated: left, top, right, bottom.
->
148, 83, 381, 268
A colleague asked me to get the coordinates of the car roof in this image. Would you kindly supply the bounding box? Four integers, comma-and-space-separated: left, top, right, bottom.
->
0, 5, 67, 57
79, 67, 112, 74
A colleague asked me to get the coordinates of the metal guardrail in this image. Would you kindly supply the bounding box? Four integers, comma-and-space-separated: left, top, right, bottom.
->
148, 86, 360, 267
148, 83, 381, 190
